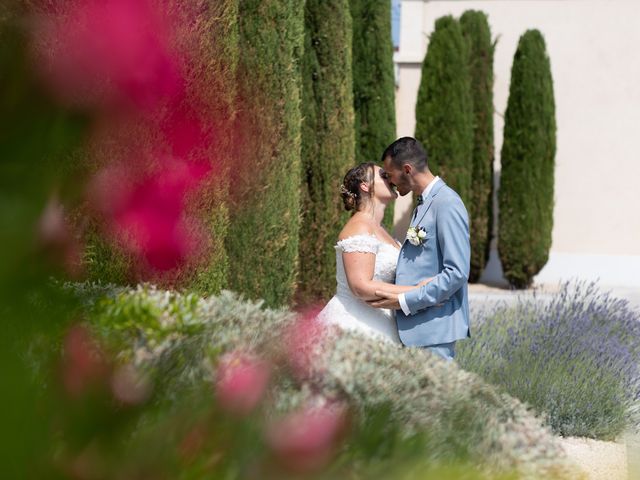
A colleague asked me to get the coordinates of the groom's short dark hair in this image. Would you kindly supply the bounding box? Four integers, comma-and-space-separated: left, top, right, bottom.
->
381, 137, 428, 172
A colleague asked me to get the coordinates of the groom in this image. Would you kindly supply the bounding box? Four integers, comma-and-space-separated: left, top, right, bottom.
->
369, 137, 470, 360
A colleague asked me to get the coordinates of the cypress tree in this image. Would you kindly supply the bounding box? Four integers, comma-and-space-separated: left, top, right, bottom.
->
350, 0, 396, 228
415, 15, 473, 207
460, 10, 495, 282
226, 0, 305, 307
498, 30, 556, 289
298, 0, 355, 303
181, 0, 238, 295
82, 1, 238, 292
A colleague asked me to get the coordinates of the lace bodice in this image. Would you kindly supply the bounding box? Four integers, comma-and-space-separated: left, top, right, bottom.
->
334, 234, 399, 297
316, 234, 402, 344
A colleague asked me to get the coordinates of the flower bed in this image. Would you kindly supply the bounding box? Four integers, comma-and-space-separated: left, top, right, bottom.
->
458, 282, 640, 440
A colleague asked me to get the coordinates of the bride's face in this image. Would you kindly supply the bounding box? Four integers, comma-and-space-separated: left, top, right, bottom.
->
372, 165, 398, 203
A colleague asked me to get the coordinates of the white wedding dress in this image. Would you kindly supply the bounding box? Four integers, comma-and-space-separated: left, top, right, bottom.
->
317, 234, 402, 344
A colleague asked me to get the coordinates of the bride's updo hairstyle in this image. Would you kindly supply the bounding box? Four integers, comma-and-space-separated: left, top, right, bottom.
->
340, 162, 376, 212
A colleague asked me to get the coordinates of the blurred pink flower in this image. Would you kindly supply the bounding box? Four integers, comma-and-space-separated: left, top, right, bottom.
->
283, 307, 326, 380
35, 0, 183, 110
36, 194, 83, 277
34, 0, 220, 274
161, 102, 213, 160
37, 195, 68, 246
91, 157, 209, 271
265, 403, 347, 473
215, 350, 271, 416
62, 325, 107, 397
110, 364, 152, 406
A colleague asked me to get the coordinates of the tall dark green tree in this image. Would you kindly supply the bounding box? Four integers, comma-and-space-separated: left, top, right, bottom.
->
298, 0, 355, 303
226, 0, 305, 307
350, 0, 396, 228
415, 15, 473, 207
460, 10, 495, 282
82, 1, 239, 293
182, 0, 238, 295
498, 30, 556, 289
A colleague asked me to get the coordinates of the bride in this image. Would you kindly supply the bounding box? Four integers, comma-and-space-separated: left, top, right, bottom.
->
317, 162, 430, 344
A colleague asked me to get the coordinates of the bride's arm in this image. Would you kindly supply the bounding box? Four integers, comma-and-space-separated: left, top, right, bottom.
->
343, 252, 433, 301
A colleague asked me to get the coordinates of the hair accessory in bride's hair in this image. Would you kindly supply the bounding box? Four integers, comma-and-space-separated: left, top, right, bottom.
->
339, 184, 356, 198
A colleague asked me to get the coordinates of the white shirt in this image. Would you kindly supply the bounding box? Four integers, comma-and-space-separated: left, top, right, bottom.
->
398, 176, 440, 316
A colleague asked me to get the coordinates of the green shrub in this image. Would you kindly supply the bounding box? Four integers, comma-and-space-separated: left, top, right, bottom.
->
498, 30, 556, 288
460, 11, 494, 283
77, 283, 577, 478
298, 0, 355, 303
458, 282, 640, 439
226, 0, 305, 307
415, 16, 473, 207
350, 0, 396, 229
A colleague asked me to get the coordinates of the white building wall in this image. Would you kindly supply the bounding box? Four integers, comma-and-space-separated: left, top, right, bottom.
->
394, 0, 640, 287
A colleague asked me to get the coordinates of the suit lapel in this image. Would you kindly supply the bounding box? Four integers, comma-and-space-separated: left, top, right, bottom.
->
410, 179, 445, 228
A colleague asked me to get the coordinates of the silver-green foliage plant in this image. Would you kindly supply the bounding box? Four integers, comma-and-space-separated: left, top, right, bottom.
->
78, 284, 578, 478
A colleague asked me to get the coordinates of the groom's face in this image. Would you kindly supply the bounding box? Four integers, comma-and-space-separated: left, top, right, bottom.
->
382, 157, 411, 196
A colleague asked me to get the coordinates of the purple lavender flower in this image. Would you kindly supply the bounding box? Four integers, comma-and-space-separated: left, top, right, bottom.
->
458, 281, 640, 439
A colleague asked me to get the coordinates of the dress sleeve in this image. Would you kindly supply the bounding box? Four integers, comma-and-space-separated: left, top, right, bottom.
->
336, 235, 379, 254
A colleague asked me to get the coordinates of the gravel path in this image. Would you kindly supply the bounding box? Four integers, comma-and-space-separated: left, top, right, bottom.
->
625, 430, 640, 480
559, 437, 627, 480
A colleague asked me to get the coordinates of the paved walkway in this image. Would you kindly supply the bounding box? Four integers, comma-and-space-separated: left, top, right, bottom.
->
468, 283, 640, 311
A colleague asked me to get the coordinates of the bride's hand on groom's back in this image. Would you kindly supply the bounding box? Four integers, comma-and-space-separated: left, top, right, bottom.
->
418, 277, 434, 287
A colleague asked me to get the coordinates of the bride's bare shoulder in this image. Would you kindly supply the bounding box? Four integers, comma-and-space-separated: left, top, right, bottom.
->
338, 218, 375, 242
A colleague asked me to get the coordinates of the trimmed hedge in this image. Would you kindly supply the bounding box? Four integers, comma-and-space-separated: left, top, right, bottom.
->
460, 11, 494, 283
226, 0, 305, 307
298, 0, 355, 303
350, 0, 396, 229
415, 16, 473, 207
498, 29, 556, 288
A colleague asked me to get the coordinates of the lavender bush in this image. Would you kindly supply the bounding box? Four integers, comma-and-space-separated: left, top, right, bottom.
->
458, 282, 640, 439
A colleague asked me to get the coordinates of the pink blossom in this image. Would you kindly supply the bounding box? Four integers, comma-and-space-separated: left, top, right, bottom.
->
283, 307, 326, 380
215, 351, 271, 416
36, 194, 83, 277
266, 403, 347, 473
161, 102, 214, 160
91, 158, 209, 271
34, 0, 220, 274
35, 0, 183, 110
110, 364, 152, 406
62, 325, 107, 397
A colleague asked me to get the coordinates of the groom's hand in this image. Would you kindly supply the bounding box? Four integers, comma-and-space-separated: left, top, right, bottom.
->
368, 290, 401, 309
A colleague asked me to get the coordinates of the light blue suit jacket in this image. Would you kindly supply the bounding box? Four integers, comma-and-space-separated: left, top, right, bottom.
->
395, 179, 471, 347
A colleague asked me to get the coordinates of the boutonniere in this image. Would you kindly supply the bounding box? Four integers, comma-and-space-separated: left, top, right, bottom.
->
406, 226, 427, 246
